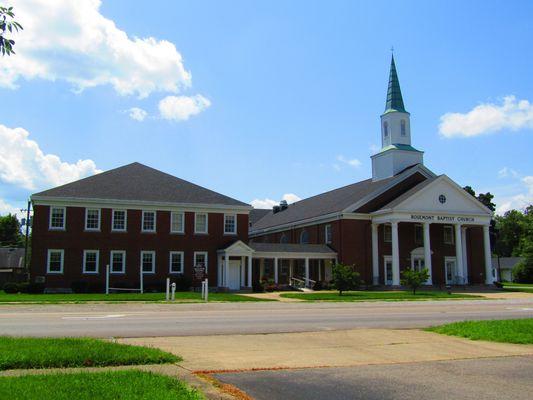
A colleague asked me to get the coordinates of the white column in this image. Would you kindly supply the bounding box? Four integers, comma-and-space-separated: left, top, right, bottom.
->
391, 221, 400, 286
240, 256, 245, 287
371, 223, 379, 285
454, 224, 463, 285
274, 258, 279, 284
217, 254, 222, 287
483, 225, 493, 284
318, 260, 322, 282
423, 222, 433, 285
304, 258, 310, 287
224, 253, 229, 288
247, 255, 252, 287
461, 227, 468, 284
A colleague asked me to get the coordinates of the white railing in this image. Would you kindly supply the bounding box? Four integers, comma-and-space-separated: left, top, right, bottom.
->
290, 276, 316, 289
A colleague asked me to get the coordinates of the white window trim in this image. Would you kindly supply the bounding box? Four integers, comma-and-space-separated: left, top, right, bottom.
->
325, 224, 332, 244
140, 250, 156, 274
194, 251, 208, 273
83, 250, 100, 274
443, 225, 455, 245
195, 212, 208, 234
49, 206, 66, 230
110, 250, 126, 274
142, 210, 157, 233
46, 249, 64, 274
169, 251, 184, 274
170, 211, 185, 234
112, 209, 127, 232
85, 208, 101, 231
224, 213, 237, 235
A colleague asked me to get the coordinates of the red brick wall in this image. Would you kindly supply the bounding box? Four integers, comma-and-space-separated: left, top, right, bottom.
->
31, 205, 248, 289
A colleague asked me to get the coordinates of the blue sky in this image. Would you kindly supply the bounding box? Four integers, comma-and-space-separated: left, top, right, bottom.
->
0, 0, 532, 216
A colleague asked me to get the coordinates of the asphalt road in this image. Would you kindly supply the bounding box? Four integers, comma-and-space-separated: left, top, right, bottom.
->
0, 298, 532, 338
215, 356, 533, 400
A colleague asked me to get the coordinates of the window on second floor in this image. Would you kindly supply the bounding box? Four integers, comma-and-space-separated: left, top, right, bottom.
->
325, 224, 332, 244
195, 213, 208, 234
280, 233, 288, 244
384, 225, 392, 243
49, 207, 66, 230
224, 214, 237, 234
414, 224, 423, 245
142, 211, 156, 232
171, 212, 184, 233
112, 210, 127, 231
444, 225, 455, 245
85, 208, 101, 231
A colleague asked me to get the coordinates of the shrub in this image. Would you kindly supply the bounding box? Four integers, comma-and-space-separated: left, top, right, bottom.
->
313, 281, 323, 291
17, 282, 30, 293
174, 274, 192, 291
71, 281, 89, 293
400, 268, 430, 294
3, 282, 19, 294
513, 242, 533, 283
332, 263, 361, 295
26, 282, 45, 294
252, 281, 264, 293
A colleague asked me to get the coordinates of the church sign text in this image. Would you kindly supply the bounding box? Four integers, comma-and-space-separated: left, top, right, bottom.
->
409, 214, 475, 223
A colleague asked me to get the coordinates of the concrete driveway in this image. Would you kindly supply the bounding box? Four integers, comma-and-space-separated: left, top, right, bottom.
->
215, 356, 533, 400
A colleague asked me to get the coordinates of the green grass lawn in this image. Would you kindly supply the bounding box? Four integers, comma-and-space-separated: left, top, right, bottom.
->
426, 318, 533, 344
0, 337, 180, 370
501, 282, 533, 293
502, 282, 533, 287
0, 370, 203, 400
280, 290, 483, 302
0, 291, 272, 303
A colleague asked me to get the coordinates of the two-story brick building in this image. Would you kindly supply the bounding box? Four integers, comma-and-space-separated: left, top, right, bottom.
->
30, 55, 495, 292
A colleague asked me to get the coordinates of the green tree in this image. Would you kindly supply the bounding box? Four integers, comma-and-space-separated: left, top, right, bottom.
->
332, 263, 361, 295
400, 268, 429, 295
0, 6, 23, 56
0, 214, 22, 246
513, 241, 533, 283
494, 210, 527, 257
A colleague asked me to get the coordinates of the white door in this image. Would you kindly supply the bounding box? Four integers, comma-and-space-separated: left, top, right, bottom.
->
384, 256, 393, 285
227, 260, 241, 290
445, 258, 457, 285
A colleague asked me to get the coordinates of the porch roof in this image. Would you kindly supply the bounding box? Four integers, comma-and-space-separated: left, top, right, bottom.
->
249, 242, 336, 255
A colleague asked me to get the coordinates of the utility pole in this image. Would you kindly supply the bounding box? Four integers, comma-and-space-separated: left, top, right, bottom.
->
20, 200, 31, 275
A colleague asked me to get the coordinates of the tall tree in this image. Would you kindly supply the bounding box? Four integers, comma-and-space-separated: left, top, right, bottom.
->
0, 6, 23, 56
0, 214, 22, 246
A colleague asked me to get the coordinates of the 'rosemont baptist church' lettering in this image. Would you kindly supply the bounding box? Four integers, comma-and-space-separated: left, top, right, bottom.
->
410, 215, 475, 223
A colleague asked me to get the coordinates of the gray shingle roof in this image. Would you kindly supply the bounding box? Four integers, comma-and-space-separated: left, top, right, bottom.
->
0, 248, 24, 269
249, 209, 271, 226
249, 242, 336, 254
32, 162, 250, 207
250, 175, 399, 231
378, 176, 438, 210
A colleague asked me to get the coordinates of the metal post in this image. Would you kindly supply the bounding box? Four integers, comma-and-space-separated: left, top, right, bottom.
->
23, 200, 31, 273
140, 264, 144, 294
166, 278, 170, 301
171, 282, 176, 301
205, 278, 209, 302
105, 264, 110, 294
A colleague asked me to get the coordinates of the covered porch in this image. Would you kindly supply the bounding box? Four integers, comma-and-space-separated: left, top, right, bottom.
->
217, 241, 337, 290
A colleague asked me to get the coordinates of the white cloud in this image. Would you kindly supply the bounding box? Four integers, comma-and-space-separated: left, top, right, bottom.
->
127, 107, 148, 122
158, 95, 211, 121
0, 124, 101, 190
335, 155, 361, 169
0, 0, 192, 98
497, 167, 519, 179
494, 175, 533, 214
0, 198, 20, 216
439, 96, 533, 138
250, 193, 301, 209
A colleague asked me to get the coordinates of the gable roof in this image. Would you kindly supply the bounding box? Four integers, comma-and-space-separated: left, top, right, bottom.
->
250, 165, 432, 232
32, 162, 250, 208
249, 209, 271, 226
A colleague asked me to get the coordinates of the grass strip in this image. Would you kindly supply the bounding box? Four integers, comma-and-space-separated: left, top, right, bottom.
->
426, 318, 533, 344
280, 290, 482, 302
0, 291, 273, 303
0, 370, 204, 400
0, 337, 180, 371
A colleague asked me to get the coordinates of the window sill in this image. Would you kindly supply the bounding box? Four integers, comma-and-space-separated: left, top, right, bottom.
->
141, 231, 157, 234
84, 229, 101, 233
111, 230, 127, 233
46, 271, 63, 275
110, 271, 126, 275
170, 232, 185, 235
49, 228, 66, 231
82, 272, 99, 275
169, 271, 184, 274
194, 232, 209, 235
224, 232, 237, 236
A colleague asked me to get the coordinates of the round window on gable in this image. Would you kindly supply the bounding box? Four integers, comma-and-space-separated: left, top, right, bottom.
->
383, 121, 388, 137
439, 194, 447, 204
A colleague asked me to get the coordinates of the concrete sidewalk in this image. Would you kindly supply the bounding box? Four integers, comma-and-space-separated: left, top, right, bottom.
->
119, 328, 533, 372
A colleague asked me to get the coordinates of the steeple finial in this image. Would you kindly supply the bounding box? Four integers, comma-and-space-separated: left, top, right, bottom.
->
385, 54, 406, 113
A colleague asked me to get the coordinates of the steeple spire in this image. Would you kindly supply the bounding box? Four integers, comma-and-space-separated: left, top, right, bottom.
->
385, 54, 406, 113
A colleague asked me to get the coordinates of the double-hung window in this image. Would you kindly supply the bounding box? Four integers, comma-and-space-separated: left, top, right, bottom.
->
171, 212, 184, 233
110, 251, 126, 274
325, 224, 332, 244
224, 214, 236, 235
414, 224, 423, 245
169, 251, 184, 274
49, 207, 66, 230
194, 252, 208, 271
443, 226, 455, 245
142, 211, 156, 232
85, 208, 101, 231
195, 213, 208, 234
141, 251, 155, 274
83, 250, 99, 274
112, 210, 127, 231
384, 225, 392, 243
47, 249, 64, 274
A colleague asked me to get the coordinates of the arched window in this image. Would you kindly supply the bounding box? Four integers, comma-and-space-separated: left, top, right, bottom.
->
383, 121, 388, 137
300, 230, 309, 244
280, 233, 288, 244
401, 119, 406, 136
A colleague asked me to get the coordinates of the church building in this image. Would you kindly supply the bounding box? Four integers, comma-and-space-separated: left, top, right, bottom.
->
29, 56, 495, 292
